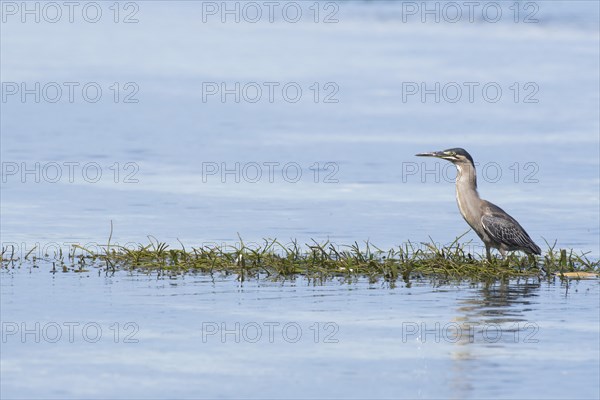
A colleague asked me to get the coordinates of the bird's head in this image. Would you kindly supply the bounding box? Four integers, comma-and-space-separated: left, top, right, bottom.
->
415, 148, 475, 167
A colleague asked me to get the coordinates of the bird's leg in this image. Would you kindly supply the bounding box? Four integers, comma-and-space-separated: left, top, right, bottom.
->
485, 245, 492, 262
499, 249, 507, 259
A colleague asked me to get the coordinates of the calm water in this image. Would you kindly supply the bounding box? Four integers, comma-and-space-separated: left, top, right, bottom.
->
1, 264, 599, 399
1, 1, 598, 254
1, 1, 599, 398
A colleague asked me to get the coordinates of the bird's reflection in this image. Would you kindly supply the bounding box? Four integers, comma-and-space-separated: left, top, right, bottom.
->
447, 278, 542, 399
456, 278, 541, 327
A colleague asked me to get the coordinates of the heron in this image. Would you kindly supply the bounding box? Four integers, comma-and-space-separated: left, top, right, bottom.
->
416, 148, 541, 261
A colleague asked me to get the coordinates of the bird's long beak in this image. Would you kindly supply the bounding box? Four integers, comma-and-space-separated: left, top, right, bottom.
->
415, 151, 443, 158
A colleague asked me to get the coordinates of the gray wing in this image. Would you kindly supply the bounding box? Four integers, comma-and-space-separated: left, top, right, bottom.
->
480, 202, 541, 254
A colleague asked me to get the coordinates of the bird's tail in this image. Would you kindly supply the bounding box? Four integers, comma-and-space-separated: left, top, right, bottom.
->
529, 241, 542, 255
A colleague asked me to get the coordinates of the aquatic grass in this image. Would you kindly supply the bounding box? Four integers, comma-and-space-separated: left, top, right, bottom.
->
2, 235, 598, 283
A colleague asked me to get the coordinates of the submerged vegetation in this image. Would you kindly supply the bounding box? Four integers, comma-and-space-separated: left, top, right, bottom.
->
1, 233, 598, 283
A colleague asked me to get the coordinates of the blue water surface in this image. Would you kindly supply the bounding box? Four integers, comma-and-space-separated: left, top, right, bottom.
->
1, 1, 599, 399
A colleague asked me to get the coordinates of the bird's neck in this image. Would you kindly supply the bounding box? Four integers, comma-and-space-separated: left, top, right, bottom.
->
456, 163, 478, 193
455, 163, 481, 224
